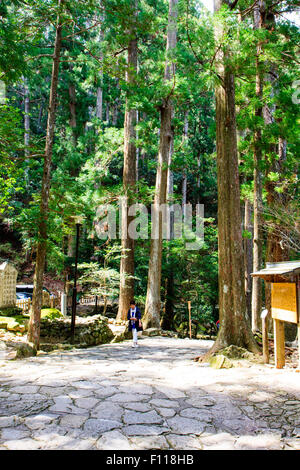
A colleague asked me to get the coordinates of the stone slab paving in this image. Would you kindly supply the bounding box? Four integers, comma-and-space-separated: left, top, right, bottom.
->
0, 336, 299, 450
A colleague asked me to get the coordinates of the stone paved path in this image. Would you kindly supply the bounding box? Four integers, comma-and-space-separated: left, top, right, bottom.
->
0, 336, 299, 450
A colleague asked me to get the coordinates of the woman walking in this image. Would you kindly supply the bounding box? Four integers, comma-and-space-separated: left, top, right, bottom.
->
127, 300, 142, 348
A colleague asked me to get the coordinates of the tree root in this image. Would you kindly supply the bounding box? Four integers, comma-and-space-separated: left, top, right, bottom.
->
194, 336, 261, 363
193, 341, 223, 363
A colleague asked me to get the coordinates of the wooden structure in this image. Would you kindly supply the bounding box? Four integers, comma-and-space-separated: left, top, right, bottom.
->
16, 298, 32, 313
252, 261, 300, 369
16, 294, 61, 313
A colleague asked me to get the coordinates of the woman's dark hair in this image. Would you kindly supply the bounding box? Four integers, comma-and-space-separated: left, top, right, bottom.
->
130, 300, 136, 305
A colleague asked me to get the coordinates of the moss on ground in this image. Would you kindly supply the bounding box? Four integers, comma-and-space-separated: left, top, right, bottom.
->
40, 308, 63, 319
0, 307, 23, 317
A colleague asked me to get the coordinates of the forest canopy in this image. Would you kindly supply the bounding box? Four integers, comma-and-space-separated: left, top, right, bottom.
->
0, 0, 299, 350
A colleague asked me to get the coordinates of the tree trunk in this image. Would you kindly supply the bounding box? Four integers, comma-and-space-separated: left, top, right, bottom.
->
262, 6, 290, 314
143, 106, 172, 328
96, 87, 103, 121
207, 0, 259, 355
105, 102, 110, 123
96, 18, 104, 125
23, 78, 30, 189
252, 1, 264, 332
68, 65, 77, 146
68, 64, 81, 178
37, 98, 44, 134
28, 4, 63, 349
143, 0, 178, 329
67, 233, 75, 258
136, 110, 139, 181
167, 110, 174, 203
117, 34, 138, 320
24, 79, 30, 157
162, 268, 175, 330
182, 111, 188, 214
244, 199, 253, 321
197, 156, 201, 204
161, 110, 175, 330
112, 83, 120, 127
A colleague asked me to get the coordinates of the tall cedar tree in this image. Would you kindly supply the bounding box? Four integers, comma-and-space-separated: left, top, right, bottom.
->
117, 18, 138, 320
205, 0, 260, 355
28, 1, 63, 349
251, 0, 264, 332
143, 0, 178, 329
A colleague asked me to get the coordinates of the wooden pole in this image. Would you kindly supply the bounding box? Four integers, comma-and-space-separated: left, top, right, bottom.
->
188, 301, 192, 339
261, 309, 269, 364
274, 318, 285, 369
71, 223, 80, 344
297, 324, 300, 371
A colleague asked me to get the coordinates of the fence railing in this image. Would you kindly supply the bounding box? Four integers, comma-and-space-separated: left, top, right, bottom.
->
16, 298, 31, 312
79, 295, 96, 305
49, 296, 60, 309
16, 294, 96, 313
16, 295, 60, 313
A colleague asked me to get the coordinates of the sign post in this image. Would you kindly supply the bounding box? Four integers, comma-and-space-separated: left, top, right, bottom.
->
252, 262, 300, 370
261, 309, 269, 364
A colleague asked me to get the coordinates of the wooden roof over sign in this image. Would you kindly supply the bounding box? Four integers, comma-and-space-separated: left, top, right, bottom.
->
251, 260, 300, 282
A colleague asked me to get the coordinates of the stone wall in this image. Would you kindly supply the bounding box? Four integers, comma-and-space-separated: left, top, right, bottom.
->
40, 314, 114, 347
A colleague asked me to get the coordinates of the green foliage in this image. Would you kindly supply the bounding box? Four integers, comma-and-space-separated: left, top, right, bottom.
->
0, 104, 24, 212
0, 0, 298, 329
40, 308, 63, 319
78, 261, 120, 302
161, 220, 219, 325
0, 1, 27, 82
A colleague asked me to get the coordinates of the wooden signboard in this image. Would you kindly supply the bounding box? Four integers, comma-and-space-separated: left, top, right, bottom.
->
271, 282, 298, 324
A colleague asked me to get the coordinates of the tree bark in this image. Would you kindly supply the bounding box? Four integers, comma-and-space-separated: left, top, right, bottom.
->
68, 75, 77, 147
112, 83, 120, 127
96, 18, 104, 125
244, 199, 253, 321
261, 5, 290, 314
161, 110, 175, 330
28, 3, 63, 349
182, 111, 188, 211
96, 86, 103, 121
143, 0, 178, 329
24, 79, 30, 157
197, 156, 201, 204
37, 98, 44, 134
105, 102, 110, 123
207, 0, 259, 355
252, 1, 263, 332
136, 110, 140, 181
23, 78, 30, 189
117, 33, 138, 320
